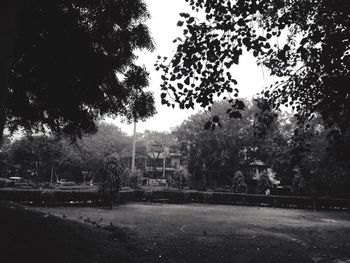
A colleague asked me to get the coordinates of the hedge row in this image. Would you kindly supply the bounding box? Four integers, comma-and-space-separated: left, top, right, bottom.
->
141, 190, 350, 210
0, 188, 102, 205
0, 188, 349, 210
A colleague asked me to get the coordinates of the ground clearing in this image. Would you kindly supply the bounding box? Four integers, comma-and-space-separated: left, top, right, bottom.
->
0, 201, 147, 263
32, 203, 350, 263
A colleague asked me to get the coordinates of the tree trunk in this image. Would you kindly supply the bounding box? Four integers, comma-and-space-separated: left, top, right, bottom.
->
0, 0, 20, 144
50, 167, 54, 184
162, 156, 166, 178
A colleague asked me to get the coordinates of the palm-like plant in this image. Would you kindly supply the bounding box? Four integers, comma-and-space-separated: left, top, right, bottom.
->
98, 154, 123, 209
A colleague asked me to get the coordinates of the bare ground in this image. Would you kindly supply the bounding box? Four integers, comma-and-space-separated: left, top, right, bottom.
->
32, 203, 350, 263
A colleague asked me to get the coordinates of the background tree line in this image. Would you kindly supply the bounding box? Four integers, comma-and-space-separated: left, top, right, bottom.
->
1, 100, 349, 197
0, 123, 140, 183
0, 124, 175, 184
173, 99, 350, 198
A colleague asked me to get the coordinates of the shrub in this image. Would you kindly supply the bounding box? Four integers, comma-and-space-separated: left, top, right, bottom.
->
0, 178, 14, 188
232, 171, 247, 193
98, 154, 123, 208
257, 171, 272, 194
292, 167, 306, 195
128, 170, 143, 189
189, 173, 207, 191
169, 169, 189, 189
120, 168, 130, 187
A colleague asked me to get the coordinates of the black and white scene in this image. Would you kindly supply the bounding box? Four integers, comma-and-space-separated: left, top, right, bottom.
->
1, 0, 350, 262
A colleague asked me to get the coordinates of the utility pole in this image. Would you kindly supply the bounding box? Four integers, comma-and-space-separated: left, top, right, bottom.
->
131, 120, 136, 172
162, 155, 166, 178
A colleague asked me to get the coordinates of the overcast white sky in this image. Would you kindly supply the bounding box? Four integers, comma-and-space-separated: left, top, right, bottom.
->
106, 0, 274, 135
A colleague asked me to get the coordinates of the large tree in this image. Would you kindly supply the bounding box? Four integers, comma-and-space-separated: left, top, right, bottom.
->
174, 99, 291, 186
58, 122, 138, 181
8, 135, 62, 181
1, 0, 155, 142
289, 117, 350, 197
3, 122, 139, 182
156, 0, 350, 151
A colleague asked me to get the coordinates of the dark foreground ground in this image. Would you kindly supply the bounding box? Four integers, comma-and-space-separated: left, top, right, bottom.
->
2, 201, 350, 263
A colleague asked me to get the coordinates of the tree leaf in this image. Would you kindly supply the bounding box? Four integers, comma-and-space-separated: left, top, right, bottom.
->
229, 111, 242, 119
177, 21, 184, 27
204, 121, 212, 130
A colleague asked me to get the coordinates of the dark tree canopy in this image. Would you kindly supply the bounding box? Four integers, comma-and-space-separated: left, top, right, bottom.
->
173, 99, 291, 186
155, 0, 350, 135
5, 0, 155, 139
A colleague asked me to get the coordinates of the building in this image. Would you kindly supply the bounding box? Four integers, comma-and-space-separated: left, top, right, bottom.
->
123, 153, 185, 178
242, 160, 280, 190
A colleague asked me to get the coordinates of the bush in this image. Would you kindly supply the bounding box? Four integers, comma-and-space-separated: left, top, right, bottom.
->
189, 173, 207, 191
120, 168, 131, 187
0, 178, 14, 188
98, 154, 123, 208
257, 171, 272, 194
128, 170, 143, 189
232, 171, 247, 193
292, 167, 306, 195
169, 170, 189, 189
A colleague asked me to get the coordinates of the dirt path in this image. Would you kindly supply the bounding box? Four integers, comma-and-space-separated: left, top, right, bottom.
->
35, 203, 350, 263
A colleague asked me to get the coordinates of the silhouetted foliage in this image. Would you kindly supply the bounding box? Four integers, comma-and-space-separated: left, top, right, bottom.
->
4, 0, 155, 140
155, 0, 350, 160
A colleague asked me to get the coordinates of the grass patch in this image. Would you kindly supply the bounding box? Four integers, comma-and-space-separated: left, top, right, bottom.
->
0, 201, 146, 263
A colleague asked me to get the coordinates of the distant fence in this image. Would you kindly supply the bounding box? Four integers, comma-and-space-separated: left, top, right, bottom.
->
0, 188, 349, 211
